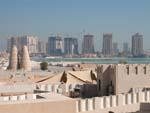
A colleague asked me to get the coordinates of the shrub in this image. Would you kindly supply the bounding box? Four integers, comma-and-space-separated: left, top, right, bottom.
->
40, 61, 48, 70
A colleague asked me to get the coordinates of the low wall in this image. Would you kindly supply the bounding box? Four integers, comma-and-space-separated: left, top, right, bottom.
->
76, 91, 150, 113
0, 93, 37, 102
0, 97, 76, 113
37, 83, 78, 93
0, 84, 35, 93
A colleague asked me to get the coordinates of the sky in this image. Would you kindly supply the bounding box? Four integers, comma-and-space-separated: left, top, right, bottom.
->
0, 0, 150, 51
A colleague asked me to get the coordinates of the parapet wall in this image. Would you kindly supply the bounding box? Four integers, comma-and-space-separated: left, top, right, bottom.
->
76, 91, 150, 113
116, 64, 150, 94
0, 93, 37, 102
37, 83, 78, 93
0, 83, 78, 102
97, 64, 150, 95
99, 64, 150, 76
0, 84, 35, 93
117, 64, 150, 76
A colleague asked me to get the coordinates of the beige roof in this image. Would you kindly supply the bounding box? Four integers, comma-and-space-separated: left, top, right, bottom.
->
38, 70, 97, 84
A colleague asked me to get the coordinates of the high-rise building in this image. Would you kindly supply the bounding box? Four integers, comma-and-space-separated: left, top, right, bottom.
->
48, 36, 62, 56
82, 34, 95, 54
46, 42, 49, 54
123, 42, 129, 54
102, 33, 113, 56
38, 40, 46, 54
7, 37, 20, 53
113, 42, 119, 55
64, 37, 78, 55
20, 36, 39, 54
7, 36, 39, 54
132, 33, 144, 57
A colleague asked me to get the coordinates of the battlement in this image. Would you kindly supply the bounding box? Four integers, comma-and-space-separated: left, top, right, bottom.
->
0, 93, 37, 102
36, 83, 78, 93
76, 91, 150, 112
116, 64, 150, 76
97, 64, 150, 76
96, 64, 150, 95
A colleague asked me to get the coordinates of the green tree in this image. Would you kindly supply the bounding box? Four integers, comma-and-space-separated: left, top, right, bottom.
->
40, 61, 48, 70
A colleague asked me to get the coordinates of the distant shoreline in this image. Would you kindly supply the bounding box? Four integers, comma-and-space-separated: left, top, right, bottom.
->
32, 57, 150, 64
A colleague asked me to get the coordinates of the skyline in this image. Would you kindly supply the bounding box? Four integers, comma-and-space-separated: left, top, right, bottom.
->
6, 33, 143, 57
0, 0, 150, 51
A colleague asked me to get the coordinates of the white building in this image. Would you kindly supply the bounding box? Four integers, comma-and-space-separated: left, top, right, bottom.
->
132, 33, 144, 57
102, 33, 113, 56
7, 36, 39, 55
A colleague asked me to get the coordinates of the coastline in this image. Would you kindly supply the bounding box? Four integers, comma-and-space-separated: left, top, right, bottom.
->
32, 57, 150, 64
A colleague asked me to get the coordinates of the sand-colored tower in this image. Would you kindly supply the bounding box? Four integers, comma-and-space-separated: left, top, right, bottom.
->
8, 45, 18, 71
20, 45, 31, 71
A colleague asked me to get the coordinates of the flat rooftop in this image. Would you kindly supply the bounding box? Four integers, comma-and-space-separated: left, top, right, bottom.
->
0, 93, 73, 105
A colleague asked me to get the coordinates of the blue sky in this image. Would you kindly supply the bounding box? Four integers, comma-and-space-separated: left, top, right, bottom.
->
0, 0, 150, 51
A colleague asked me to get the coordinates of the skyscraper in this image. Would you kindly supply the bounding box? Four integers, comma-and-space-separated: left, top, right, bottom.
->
7, 36, 38, 54
64, 37, 78, 55
123, 42, 129, 54
113, 42, 119, 55
20, 36, 39, 54
48, 36, 62, 56
132, 33, 144, 57
7, 37, 20, 53
102, 33, 113, 56
38, 40, 46, 54
82, 34, 95, 54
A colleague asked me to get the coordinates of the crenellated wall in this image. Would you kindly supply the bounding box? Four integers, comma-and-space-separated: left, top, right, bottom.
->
76, 91, 150, 113
37, 83, 78, 94
96, 64, 150, 95
116, 64, 150, 94
0, 92, 76, 113
0, 93, 37, 102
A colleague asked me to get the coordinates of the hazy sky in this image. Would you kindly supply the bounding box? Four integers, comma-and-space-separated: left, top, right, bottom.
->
0, 0, 150, 51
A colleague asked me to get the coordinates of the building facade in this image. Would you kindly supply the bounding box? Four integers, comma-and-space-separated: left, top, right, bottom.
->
96, 64, 150, 96
102, 33, 113, 56
7, 37, 20, 53
132, 33, 144, 57
82, 34, 95, 54
113, 42, 119, 55
48, 36, 62, 56
64, 38, 78, 55
7, 36, 38, 55
38, 40, 46, 54
20, 36, 39, 54
123, 42, 129, 54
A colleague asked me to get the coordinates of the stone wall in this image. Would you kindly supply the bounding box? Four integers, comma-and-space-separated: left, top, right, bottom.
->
0, 93, 37, 102
116, 64, 150, 94
97, 64, 150, 95
76, 91, 150, 113
0, 93, 76, 113
36, 83, 78, 94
